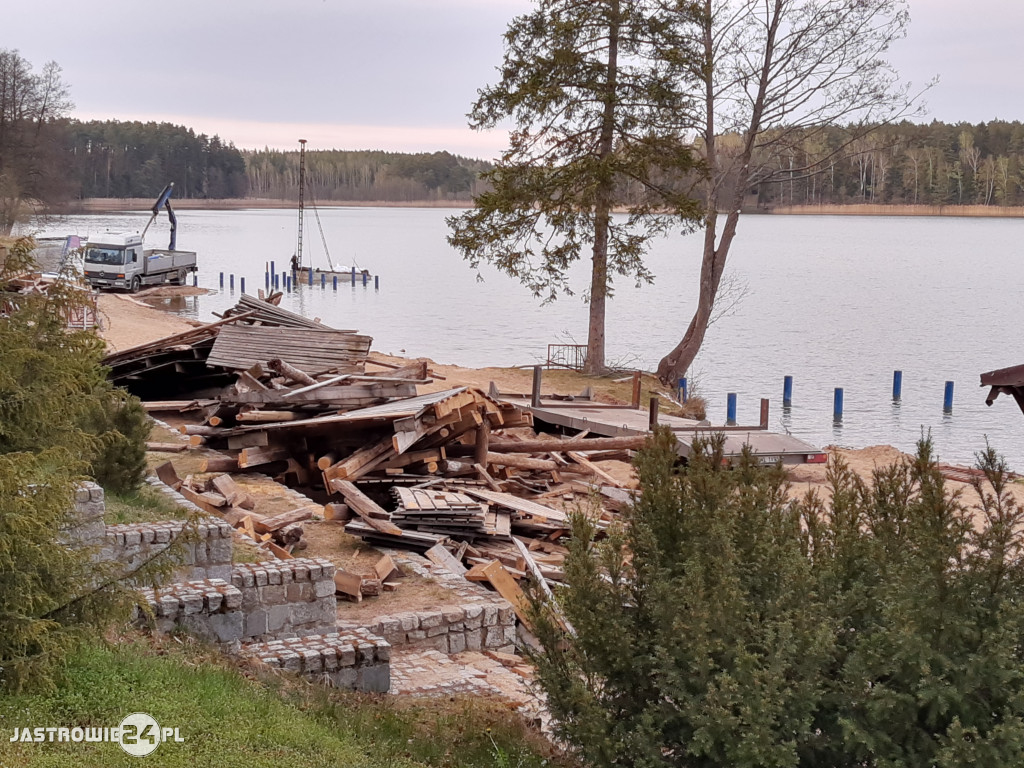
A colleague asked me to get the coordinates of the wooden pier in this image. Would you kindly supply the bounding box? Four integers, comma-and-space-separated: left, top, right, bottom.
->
501, 396, 826, 465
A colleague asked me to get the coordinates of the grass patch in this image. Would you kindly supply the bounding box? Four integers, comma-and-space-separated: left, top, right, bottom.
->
0, 636, 567, 768
102, 484, 190, 525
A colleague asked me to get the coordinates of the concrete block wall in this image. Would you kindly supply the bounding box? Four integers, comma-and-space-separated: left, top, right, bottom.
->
136, 579, 244, 652
230, 558, 337, 641
244, 627, 391, 692
103, 519, 233, 582
63, 482, 106, 549
339, 602, 517, 655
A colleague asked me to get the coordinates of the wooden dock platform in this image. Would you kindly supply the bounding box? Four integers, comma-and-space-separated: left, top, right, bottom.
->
503, 397, 826, 465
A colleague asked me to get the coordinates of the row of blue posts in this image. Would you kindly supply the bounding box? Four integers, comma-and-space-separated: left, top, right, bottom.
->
217, 260, 380, 295
711, 371, 958, 425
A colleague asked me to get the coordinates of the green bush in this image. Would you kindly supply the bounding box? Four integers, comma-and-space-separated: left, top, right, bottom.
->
530, 430, 1024, 767
84, 390, 149, 493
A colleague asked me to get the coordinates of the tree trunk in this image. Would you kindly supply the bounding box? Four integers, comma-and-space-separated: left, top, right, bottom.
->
583, 0, 620, 376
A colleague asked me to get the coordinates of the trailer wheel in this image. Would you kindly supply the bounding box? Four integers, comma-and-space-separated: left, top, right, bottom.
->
130, 276, 142, 293
175, 268, 187, 285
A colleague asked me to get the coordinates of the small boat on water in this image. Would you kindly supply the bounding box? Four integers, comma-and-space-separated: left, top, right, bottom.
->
288, 139, 374, 282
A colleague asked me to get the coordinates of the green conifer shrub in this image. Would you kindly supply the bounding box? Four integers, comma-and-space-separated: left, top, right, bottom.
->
529, 429, 1024, 767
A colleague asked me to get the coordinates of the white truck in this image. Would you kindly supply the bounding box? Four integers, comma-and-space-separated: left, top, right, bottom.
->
82, 183, 198, 292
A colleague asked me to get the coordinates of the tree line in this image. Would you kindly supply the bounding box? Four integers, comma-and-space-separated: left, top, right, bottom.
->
751, 120, 1024, 208
244, 148, 490, 202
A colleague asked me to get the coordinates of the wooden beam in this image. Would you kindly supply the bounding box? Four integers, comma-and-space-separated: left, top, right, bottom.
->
485, 452, 558, 471
332, 480, 404, 536
566, 451, 624, 488
322, 437, 395, 482
424, 543, 467, 576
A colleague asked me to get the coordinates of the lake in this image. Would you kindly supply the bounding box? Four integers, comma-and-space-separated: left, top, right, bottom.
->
24, 207, 1024, 470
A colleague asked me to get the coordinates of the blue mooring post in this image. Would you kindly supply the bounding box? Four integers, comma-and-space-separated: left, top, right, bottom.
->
362, 272, 368, 286
834, 388, 844, 421
726, 393, 737, 425
351, 267, 356, 285
944, 381, 954, 412
229, 274, 234, 290
893, 370, 903, 400
308, 268, 313, 287
240, 277, 245, 293
219, 272, 224, 288
678, 377, 688, 403
270, 260, 275, 276
375, 275, 379, 290
273, 274, 279, 290
192, 273, 197, 287
783, 375, 793, 407
265, 271, 270, 290
332, 275, 338, 290
287, 275, 292, 291
321, 273, 326, 289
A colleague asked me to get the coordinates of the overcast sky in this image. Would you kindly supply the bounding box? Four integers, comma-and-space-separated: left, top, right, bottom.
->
5, 0, 1022, 159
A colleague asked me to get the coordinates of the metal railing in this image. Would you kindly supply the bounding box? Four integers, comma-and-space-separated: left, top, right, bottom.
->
546, 344, 588, 371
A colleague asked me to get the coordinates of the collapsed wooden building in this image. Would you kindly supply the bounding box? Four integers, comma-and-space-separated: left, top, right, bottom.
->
120, 293, 639, 610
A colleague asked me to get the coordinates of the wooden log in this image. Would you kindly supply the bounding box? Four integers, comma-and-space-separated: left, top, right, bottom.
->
332, 480, 404, 536
474, 420, 490, 467
210, 474, 247, 506
473, 463, 504, 492
273, 521, 304, 546
360, 578, 383, 597
199, 456, 240, 473
188, 435, 207, 447
317, 452, 338, 471
485, 452, 558, 471
235, 410, 304, 423
180, 424, 225, 437
146, 442, 188, 453
323, 503, 351, 522
267, 358, 316, 386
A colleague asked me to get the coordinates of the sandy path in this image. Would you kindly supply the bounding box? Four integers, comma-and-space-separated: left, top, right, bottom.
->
97, 294, 198, 353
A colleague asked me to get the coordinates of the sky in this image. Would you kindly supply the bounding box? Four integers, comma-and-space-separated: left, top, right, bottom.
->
5, 0, 1023, 160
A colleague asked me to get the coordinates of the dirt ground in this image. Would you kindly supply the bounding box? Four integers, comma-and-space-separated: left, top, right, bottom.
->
97, 293, 200, 353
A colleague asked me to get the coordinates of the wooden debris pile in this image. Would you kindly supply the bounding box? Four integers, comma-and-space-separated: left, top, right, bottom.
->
102, 292, 371, 399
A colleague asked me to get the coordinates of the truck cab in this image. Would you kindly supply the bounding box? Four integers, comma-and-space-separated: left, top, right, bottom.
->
83, 232, 196, 292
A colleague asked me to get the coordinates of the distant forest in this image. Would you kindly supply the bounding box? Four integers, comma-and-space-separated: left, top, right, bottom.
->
750, 120, 1024, 208
58, 119, 1024, 208
244, 149, 492, 202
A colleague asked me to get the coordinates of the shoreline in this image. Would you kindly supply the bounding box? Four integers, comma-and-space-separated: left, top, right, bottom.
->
42, 199, 1024, 218
46, 198, 475, 213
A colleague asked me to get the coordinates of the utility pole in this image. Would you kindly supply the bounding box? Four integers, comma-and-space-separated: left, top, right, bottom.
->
296, 138, 307, 269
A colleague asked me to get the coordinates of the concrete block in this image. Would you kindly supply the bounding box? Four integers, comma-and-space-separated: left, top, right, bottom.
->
483, 605, 499, 626
465, 628, 483, 652
262, 584, 287, 605
267, 604, 291, 633
407, 629, 427, 642
313, 580, 335, 599
357, 664, 390, 693
426, 625, 448, 638
484, 625, 506, 648
332, 667, 358, 689
463, 605, 483, 628
442, 607, 465, 624
207, 611, 244, 644
419, 611, 444, 629
245, 609, 269, 638
447, 632, 466, 654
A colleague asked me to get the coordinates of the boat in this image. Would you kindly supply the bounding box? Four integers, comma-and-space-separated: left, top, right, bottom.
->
288, 138, 374, 282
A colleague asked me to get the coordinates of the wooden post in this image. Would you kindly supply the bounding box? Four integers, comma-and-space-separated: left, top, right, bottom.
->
474, 417, 490, 466
531, 365, 543, 407
648, 395, 659, 430
631, 370, 641, 409
760, 398, 769, 429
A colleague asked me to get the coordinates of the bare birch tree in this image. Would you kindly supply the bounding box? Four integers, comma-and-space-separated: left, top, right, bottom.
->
656, 0, 922, 385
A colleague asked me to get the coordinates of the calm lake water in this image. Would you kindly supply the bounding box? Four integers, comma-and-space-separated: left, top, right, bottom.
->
24, 207, 1024, 470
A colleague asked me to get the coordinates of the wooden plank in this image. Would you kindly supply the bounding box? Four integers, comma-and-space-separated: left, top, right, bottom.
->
424, 543, 468, 576
513, 537, 574, 635
154, 461, 182, 490
479, 560, 533, 631
238, 446, 294, 468
459, 488, 570, 524
486, 435, 647, 454
322, 437, 395, 482
464, 562, 492, 582
332, 480, 404, 536
334, 569, 364, 601
373, 554, 400, 582
566, 451, 624, 488
252, 506, 315, 534
235, 410, 304, 423
265, 541, 294, 560
474, 463, 504, 491
227, 431, 270, 450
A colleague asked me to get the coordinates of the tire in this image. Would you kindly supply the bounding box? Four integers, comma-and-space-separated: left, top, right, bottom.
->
130, 276, 142, 293
175, 268, 187, 285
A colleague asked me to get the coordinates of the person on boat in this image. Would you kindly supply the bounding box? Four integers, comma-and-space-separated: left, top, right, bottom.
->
290, 253, 300, 273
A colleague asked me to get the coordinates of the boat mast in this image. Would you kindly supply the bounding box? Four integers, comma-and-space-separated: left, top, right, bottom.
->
296, 138, 307, 269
